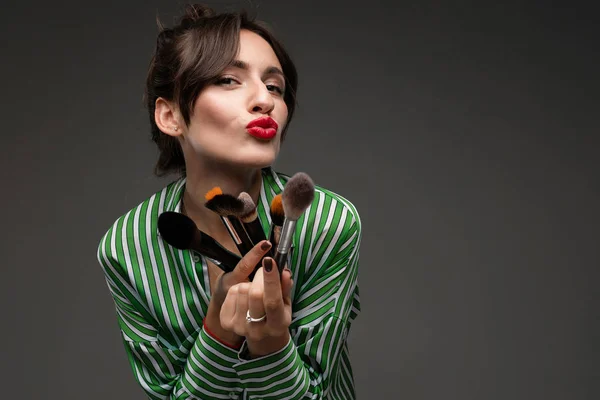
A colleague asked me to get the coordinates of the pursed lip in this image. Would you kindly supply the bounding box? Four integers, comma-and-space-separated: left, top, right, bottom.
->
245, 116, 279, 140
246, 116, 279, 131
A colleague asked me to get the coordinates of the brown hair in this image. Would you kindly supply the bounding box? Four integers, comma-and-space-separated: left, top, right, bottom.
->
144, 4, 298, 177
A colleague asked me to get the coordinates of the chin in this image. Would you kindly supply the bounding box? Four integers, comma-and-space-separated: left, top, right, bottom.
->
239, 156, 276, 170
235, 148, 278, 169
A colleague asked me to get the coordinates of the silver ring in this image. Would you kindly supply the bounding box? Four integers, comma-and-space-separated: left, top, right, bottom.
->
246, 310, 266, 323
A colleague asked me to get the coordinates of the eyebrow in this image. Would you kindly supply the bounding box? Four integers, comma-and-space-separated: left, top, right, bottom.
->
229, 59, 285, 79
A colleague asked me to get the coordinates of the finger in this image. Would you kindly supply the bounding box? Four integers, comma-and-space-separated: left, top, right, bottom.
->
281, 268, 293, 306
219, 284, 239, 331
248, 267, 266, 323
233, 282, 251, 336
228, 240, 272, 283
262, 257, 284, 321
211, 272, 228, 306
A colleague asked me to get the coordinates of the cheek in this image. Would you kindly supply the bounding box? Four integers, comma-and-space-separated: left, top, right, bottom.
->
276, 102, 289, 129
193, 95, 238, 128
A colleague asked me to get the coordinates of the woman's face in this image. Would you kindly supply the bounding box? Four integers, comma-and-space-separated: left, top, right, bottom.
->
182, 29, 288, 170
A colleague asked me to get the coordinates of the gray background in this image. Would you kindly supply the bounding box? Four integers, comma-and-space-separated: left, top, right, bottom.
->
1, 0, 598, 399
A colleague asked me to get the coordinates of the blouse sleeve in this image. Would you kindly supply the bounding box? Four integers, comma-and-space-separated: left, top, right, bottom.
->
231, 207, 362, 399
97, 230, 247, 400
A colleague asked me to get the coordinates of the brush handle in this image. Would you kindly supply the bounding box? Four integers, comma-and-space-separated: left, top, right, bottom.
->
192, 230, 241, 272
242, 217, 267, 246
244, 222, 268, 281
243, 218, 275, 281
242, 218, 268, 281
220, 216, 241, 245
267, 223, 280, 258
229, 217, 254, 255
219, 216, 253, 256
219, 215, 262, 280
273, 251, 288, 274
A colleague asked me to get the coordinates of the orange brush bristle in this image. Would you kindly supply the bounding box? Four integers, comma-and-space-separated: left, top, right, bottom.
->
271, 195, 283, 214
205, 187, 223, 201
270, 194, 284, 226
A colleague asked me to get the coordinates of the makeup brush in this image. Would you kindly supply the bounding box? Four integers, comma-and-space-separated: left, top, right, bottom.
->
273, 173, 315, 273
237, 192, 267, 246
268, 194, 284, 252
157, 211, 241, 272
235, 192, 270, 281
204, 187, 254, 256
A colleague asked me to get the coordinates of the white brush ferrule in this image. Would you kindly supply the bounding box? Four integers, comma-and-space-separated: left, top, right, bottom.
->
222, 216, 241, 244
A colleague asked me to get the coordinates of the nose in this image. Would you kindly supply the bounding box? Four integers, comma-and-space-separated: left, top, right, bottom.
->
249, 81, 275, 115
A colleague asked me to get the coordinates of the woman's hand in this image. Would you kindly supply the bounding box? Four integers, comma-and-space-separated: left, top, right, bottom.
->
220, 257, 294, 357
211, 240, 273, 307
204, 240, 273, 348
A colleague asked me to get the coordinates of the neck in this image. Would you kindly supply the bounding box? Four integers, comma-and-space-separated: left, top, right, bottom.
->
181, 162, 265, 239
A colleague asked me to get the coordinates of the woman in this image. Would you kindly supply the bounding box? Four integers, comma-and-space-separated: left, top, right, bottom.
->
96, 4, 362, 399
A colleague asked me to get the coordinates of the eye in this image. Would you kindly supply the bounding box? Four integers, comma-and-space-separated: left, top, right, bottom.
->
216, 76, 239, 86
266, 84, 284, 95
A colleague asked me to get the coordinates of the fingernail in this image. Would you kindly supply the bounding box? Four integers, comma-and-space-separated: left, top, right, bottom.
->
261, 241, 272, 251
263, 257, 273, 272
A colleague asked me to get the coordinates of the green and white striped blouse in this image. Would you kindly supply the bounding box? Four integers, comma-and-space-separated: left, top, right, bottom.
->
96, 168, 362, 399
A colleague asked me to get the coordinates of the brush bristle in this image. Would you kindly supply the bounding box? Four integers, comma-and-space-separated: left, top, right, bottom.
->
158, 212, 196, 249
204, 187, 223, 201
205, 193, 245, 216
270, 194, 285, 226
282, 172, 315, 220
238, 192, 257, 221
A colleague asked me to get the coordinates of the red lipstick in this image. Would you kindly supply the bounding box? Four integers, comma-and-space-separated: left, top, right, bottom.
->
246, 117, 278, 140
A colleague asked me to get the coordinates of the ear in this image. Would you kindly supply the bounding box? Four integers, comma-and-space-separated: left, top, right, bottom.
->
155, 97, 183, 137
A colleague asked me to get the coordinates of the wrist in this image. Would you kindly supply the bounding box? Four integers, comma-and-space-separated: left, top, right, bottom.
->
246, 331, 290, 358
204, 303, 243, 349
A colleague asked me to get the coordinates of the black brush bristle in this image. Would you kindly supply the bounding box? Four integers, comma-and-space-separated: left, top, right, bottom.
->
158, 212, 196, 249
205, 194, 245, 216
282, 172, 315, 220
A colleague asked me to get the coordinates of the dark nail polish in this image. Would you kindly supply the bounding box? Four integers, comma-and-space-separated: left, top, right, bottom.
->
261, 241, 272, 251
263, 258, 272, 272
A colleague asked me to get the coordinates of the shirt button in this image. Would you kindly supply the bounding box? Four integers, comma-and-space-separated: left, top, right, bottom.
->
192, 254, 200, 263
228, 392, 238, 399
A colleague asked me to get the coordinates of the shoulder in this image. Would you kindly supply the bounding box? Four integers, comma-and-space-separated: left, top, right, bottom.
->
96, 178, 185, 272
271, 169, 361, 249
274, 170, 360, 226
